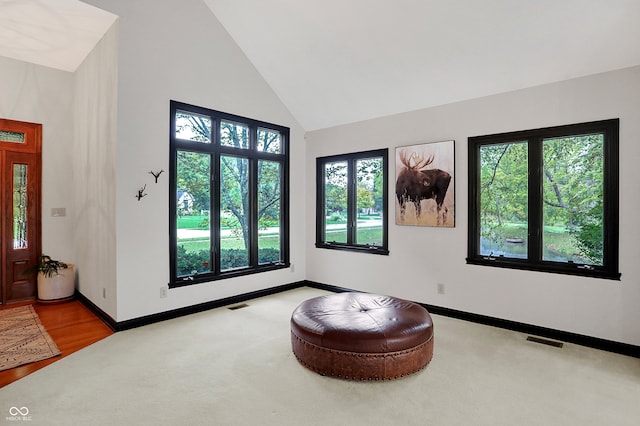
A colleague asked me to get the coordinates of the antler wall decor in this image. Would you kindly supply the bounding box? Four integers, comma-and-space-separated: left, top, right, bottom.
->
136, 184, 147, 201
149, 169, 164, 183
137, 168, 164, 202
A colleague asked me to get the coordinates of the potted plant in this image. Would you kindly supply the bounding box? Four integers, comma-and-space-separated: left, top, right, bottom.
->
27, 255, 75, 302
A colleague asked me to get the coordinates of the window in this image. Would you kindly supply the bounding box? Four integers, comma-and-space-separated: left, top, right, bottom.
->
169, 101, 289, 286
316, 149, 388, 255
467, 119, 620, 280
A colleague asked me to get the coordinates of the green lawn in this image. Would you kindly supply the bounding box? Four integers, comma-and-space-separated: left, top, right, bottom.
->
178, 215, 284, 253
325, 227, 383, 245
326, 213, 382, 225
178, 215, 209, 229
180, 234, 280, 252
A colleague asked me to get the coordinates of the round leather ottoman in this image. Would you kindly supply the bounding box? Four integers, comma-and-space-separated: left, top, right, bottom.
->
290, 292, 434, 381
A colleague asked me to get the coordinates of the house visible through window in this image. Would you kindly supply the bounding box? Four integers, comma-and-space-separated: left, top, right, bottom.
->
467, 119, 620, 280
169, 101, 289, 286
316, 149, 388, 255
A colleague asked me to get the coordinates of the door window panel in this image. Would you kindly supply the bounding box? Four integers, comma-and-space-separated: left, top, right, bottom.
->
1, 131, 25, 144
13, 164, 28, 249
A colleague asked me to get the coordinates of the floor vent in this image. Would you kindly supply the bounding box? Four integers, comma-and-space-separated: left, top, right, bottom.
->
228, 303, 249, 311
526, 336, 564, 348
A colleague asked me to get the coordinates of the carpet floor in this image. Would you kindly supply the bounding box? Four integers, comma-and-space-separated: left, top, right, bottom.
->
1, 287, 638, 425
0, 305, 60, 372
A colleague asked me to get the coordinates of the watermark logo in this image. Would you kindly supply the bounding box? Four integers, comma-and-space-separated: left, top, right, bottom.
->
6, 407, 31, 422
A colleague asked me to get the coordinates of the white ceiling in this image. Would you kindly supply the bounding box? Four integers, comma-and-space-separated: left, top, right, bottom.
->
1, 1, 639, 131
204, 0, 640, 130
0, 0, 116, 72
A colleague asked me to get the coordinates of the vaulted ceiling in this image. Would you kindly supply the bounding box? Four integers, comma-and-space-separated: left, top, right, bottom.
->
2, 0, 640, 131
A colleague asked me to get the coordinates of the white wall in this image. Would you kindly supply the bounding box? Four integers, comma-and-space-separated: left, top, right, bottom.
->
3, 2, 636, 346
305, 66, 640, 346
0, 30, 118, 316
73, 23, 119, 317
85, 0, 306, 321
0, 56, 76, 265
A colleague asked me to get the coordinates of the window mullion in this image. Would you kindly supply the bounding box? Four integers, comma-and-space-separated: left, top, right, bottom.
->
347, 158, 357, 245
603, 121, 619, 272
249, 127, 260, 266
212, 152, 221, 275
528, 138, 543, 264
169, 147, 178, 281
211, 119, 220, 276
249, 155, 259, 267
316, 158, 326, 245
281, 145, 290, 262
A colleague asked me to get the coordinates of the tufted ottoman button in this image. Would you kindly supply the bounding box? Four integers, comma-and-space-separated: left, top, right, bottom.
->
290, 292, 434, 381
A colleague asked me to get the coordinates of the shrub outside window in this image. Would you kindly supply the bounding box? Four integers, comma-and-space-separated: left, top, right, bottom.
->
467, 119, 620, 280
170, 101, 289, 286
316, 149, 389, 255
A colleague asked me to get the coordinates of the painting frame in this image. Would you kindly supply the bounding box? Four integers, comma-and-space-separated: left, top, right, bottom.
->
395, 140, 455, 227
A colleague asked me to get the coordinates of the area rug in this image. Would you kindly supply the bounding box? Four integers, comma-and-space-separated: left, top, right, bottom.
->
0, 305, 61, 371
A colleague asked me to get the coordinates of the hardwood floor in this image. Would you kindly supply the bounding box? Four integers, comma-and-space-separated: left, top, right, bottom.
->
0, 298, 113, 388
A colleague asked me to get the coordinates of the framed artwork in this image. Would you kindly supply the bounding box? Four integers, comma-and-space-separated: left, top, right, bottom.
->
395, 140, 455, 227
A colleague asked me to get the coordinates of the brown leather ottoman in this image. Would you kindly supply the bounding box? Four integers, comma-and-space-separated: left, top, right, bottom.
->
290, 292, 434, 381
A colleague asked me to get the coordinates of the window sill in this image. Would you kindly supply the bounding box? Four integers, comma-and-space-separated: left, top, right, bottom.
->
316, 242, 389, 256
465, 257, 621, 280
169, 262, 290, 289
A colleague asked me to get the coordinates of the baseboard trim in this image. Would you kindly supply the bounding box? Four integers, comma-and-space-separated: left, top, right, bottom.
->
303, 281, 354, 294
78, 281, 306, 332
75, 292, 118, 331
304, 280, 640, 358
77, 280, 638, 358
421, 303, 639, 358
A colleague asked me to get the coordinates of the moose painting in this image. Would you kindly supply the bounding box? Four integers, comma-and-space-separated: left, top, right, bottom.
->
395, 140, 454, 227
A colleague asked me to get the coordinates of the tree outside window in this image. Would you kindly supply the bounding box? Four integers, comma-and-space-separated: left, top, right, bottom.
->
316, 149, 388, 255
170, 101, 289, 286
467, 119, 620, 280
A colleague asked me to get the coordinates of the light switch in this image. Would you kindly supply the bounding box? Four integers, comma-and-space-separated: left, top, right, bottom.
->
51, 207, 66, 217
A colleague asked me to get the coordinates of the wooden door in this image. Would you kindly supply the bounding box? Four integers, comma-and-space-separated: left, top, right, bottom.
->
0, 119, 42, 304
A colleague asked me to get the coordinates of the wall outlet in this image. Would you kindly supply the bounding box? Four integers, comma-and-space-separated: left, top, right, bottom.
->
102, 288, 106, 299
437, 283, 445, 295
290, 263, 295, 273
160, 286, 168, 298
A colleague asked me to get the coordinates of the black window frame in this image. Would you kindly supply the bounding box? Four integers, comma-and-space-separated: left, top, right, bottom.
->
467, 118, 620, 280
169, 100, 290, 287
316, 149, 389, 255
